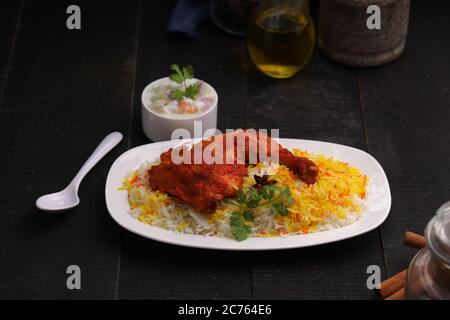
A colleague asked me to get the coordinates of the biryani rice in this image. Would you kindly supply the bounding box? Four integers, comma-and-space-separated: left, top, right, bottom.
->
120, 148, 368, 239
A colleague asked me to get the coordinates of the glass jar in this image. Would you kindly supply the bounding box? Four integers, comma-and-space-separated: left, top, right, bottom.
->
211, 0, 259, 36
318, 0, 410, 66
405, 202, 450, 299
247, 0, 315, 79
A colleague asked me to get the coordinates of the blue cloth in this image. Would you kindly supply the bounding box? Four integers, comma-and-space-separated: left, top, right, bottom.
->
167, 0, 211, 37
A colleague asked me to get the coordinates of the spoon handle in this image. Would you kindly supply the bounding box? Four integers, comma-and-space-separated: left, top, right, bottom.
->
70, 132, 123, 189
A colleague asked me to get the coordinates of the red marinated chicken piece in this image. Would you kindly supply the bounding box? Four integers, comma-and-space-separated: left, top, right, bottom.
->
149, 148, 247, 213
148, 130, 318, 213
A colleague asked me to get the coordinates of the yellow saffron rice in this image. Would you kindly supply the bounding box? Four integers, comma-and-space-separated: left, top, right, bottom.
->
120, 149, 368, 239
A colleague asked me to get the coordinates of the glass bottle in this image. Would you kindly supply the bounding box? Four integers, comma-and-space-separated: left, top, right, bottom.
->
211, 0, 259, 36
405, 202, 450, 299
247, 0, 315, 79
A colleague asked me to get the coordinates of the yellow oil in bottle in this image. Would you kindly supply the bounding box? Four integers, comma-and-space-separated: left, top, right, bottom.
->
247, 8, 316, 79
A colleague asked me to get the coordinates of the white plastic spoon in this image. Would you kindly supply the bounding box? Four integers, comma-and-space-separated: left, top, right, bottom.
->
36, 132, 123, 212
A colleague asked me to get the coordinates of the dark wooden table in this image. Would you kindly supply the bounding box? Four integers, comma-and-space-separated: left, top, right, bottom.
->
1, 0, 449, 299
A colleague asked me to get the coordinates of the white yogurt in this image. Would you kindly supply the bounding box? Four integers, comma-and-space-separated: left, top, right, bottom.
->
141, 77, 218, 142
144, 78, 216, 118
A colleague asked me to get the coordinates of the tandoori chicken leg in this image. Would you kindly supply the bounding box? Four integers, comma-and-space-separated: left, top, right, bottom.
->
148, 130, 318, 213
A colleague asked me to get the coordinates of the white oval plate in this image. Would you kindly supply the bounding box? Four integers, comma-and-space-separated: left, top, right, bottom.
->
105, 139, 391, 251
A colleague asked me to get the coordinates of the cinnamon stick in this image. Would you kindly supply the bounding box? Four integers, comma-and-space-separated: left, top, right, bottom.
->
403, 231, 426, 249
377, 269, 407, 299
385, 287, 405, 300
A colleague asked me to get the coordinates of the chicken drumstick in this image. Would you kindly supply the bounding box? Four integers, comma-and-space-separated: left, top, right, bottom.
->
148, 130, 318, 213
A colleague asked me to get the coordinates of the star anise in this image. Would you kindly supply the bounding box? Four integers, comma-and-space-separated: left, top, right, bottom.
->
253, 174, 277, 190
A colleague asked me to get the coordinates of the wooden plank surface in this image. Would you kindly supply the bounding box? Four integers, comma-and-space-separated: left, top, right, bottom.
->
0, 1, 24, 101
245, 49, 385, 298
0, 0, 139, 298
1, 0, 447, 300
117, 1, 253, 300
357, 0, 450, 277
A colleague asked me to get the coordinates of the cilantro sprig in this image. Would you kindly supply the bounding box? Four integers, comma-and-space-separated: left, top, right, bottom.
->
230, 212, 252, 242
226, 182, 294, 241
169, 64, 200, 100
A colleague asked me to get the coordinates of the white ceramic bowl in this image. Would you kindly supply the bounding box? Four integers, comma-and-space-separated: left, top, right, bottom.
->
141, 77, 218, 142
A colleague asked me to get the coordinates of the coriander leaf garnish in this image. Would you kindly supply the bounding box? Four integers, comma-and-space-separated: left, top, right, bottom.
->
260, 185, 275, 200
169, 64, 199, 100
230, 212, 252, 241
182, 65, 194, 80
227, 182, 294, 240
170, 89, 185, 100
169, 64, 184, 84
227, 185, 292, 215
272, 201, 288, 216
185, 83, 200, 100
243, 211, 255, 222
246, 188, 261, 208
236, 190, 246, 204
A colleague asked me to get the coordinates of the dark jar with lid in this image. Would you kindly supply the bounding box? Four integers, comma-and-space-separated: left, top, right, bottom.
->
318, 0, 410, 66
405, 202, 450, 299
211, 0, 260, 36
